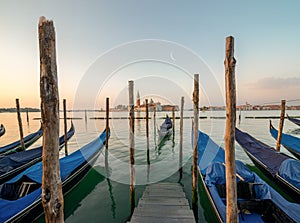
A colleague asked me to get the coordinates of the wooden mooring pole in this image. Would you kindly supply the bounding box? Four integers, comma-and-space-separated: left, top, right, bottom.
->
276, 99, 286, 151
26, 108, 30, 124
153, 107, 157, 148
106, 97, 109, 149
146, 99, 150, 165
63, 99, 68, 156
39, 16, 64, 223
172, 107, 175, 141
192, 74, 199, 208
16, 98, 25, 150
179, 96, 184, 180
128, 80, 135, 215
224, 36, 238, 223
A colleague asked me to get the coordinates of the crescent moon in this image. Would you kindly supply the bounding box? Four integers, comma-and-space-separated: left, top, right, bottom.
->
170, 52, 176, 61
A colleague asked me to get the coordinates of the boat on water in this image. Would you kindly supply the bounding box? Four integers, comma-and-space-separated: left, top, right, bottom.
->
195, 129, 300, 222
0, 124, 5, 137
0, 125, 43, 156
235, 128, 300, 202
157, 115, 173, 145
0, 128, 109, 223
0, 122, 75, 184
269, 121, 300, 160
287, 114, 300, 127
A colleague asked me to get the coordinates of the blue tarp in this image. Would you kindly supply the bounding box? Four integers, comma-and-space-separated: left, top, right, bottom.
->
270, 125, 300, 155
235, 128, 290, 176
0, 130, 107, 222
0, 126, 42, 154
278, 159, 300, 190
0, 124, 74, 177
197, 130, 300, 223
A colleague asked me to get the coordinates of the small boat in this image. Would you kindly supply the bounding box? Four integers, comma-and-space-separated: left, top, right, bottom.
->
0, 125, 43, 156
0, 128, 109, 223
195, 129, 300, 222
0, 124, 5, 137
157, 115, 173, 144
235, 128, 300, 202
270, 121, 300, 160
0, 122, 75, 184
287, 114, 300, 127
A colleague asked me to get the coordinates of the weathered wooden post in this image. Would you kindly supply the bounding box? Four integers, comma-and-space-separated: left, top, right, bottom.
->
106, 97, 109, 149
63, 99, 68, 156
224, 36, 238, 223
16, 98, 25, 150
85, 109, 87, 123
146, 99, 150, 165
179, 96, 184, 180
128, 80, 135, 215
276, 99, 286, 151
192, 74, 199, 208
39, 16, 64, 223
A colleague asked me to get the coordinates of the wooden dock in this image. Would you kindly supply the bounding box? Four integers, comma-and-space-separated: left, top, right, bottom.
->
130, 183, 195, 223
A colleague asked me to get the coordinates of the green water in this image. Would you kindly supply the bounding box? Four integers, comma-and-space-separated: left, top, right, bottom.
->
1, 110, 300, 222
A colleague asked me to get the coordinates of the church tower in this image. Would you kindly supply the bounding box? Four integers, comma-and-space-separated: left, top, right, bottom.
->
136, 90, 140, 107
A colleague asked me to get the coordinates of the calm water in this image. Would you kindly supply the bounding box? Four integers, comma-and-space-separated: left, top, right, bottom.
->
1, 110, 300, 222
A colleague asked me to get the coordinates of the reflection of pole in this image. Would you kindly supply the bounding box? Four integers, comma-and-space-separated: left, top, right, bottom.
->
16, 98, 25, 150
63, 99, 68, 156
154, 107, 157, 148
128, 81, 135, 216
85, 110, 87, 123
224, 36, 238, 223
276, 99, 286, 151
26, 108, 30, 125
172, 107, 175, 142
106, 97, 109, 149
179, 97, 184, 181
146, 99, 150, 165
192, 74, 199, 209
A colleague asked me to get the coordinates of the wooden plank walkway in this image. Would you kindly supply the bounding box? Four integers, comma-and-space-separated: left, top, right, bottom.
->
130, 182, 196, 223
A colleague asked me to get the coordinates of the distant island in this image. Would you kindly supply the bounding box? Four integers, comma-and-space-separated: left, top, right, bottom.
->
0, 107, 40, 113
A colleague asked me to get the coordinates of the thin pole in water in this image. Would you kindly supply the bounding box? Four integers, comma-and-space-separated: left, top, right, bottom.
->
276, 99, 286, 151
106, 97, 109, 149
63, 99, 68, 156
128, 80, 135, 216
16, 98, 25, 150
224, 36, 238, 223
179, 96, 184, 180
146, 99, 150, 165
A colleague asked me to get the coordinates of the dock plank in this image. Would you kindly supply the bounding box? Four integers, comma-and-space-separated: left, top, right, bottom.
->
130, 183, 195, 223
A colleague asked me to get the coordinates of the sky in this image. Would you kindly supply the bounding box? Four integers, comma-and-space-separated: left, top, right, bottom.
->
1, 0, 300, 109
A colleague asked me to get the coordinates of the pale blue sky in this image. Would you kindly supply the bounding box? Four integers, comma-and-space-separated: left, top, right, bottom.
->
1, 1, 300, 109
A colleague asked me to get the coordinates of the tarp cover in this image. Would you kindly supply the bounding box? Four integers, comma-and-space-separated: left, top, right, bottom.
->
0, 130, 106, 222
0, 124, 74, 177
197, 131, 300, 223
0, 127, 42, 154
235, 128, 290, 176
278, 158, 300, 190
270, 125, 300, 155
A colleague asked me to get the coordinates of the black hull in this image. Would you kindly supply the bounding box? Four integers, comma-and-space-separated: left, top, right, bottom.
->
243, 148, 300, 202
7, 149, 101, 223
284, 145, 300, 160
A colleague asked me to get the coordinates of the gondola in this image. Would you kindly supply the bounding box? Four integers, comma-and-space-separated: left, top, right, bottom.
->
287, 114, 300, 127
235, 128, 300, 202
0, 128, 109, 223
157, 115, 173, 146
269, 121, 300, 160
0, 122, 75, 184
194, 129, 300, 223
0, 125, 43, 156
0, 124, 5, 137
